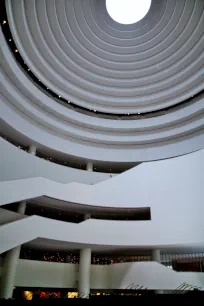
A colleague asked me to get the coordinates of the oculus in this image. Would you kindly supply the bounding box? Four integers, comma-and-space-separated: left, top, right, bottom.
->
106, 0, 152, 24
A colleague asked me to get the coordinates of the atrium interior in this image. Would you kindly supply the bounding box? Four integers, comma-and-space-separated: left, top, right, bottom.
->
0, 0, 204, 299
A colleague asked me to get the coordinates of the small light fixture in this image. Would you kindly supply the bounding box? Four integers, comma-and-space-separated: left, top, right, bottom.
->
138, 112, 140, 114
3, 20, 6, 25
59, 95, 61, 98
15, 49, 18, 53
9, 39, 12, 42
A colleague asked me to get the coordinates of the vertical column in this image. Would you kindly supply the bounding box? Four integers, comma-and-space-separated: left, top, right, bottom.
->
81, 162, 92, 297
78, 248, 91, 298
152, 250, 163, 294
86, 162, 93, 172
0, 201, 26, 299
16, 200, 26, 215
28, 144, 36, 156
84, 213, 91, 221
0, 247, 21, 299
64, 255, 72, 299
152, 250, 160, 262
65, 255, 71, 263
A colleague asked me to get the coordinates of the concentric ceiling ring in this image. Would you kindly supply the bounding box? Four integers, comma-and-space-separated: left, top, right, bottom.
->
6, 0, 204, 114
1, 0, 204, 164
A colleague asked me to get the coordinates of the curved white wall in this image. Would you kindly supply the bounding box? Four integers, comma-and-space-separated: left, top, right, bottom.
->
0, 148, 203, 209
1, 208, 204, 254
0, 138, 115, 184
15, 260, 78, 289
110, 262, 204, 290
0, 260, 203, 290
0, 147, 203, 251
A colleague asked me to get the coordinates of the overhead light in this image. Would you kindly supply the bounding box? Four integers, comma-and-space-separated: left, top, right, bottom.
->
58, 95, 61, 98
15, 49, 18, 53
2, 20, 6, 25
9, 39, 12, 42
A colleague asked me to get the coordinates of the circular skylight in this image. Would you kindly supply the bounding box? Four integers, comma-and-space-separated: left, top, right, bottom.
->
106, 0, 152, 24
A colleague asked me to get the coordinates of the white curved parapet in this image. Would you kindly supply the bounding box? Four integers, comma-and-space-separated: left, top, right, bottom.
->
1, 148, 203, 250
110, 262, 204, 290
0, 259, 204, 291
1, 210, 204, 254
0, 138, 116, 184
0, 149, 203, 209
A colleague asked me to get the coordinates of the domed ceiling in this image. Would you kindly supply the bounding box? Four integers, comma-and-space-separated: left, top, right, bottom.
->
0, 0, 203, 165
6, 0, 204, 114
